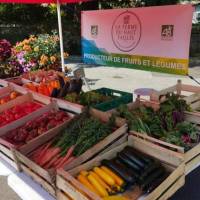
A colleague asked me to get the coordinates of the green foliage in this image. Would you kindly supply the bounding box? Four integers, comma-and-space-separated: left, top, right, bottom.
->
0, 4, 55, 24
143, 0, 179, 6
0, 0, 183, 54
116, 94, 199, 150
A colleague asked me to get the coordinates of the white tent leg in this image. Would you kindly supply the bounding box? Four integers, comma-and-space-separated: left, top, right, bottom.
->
57, 0, 65, 72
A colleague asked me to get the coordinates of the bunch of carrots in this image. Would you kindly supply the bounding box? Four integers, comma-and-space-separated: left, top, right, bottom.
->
29, 111, 115, 170
30, 142, 75, 169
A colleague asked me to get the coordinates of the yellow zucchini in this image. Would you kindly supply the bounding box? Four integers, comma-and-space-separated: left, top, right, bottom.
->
77, 174, 99, 196
80, 170, 89, 176
94, 167, 115, 186
101, 166, 124, 187
90, 171, 113, 193
88, 174, 109, 197
103, 195, 129, 200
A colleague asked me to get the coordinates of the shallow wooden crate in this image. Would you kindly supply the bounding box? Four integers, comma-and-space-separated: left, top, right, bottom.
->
130, 107, 200, 175
56, 135, 185, 200
104, 91, 200, 175
16, 77, 84, 114
0, 85, 14, 97
55, 98, 84, 114
14, 110, 127, 196
10, 82, 52, 105
62, 109, 128, 171
0, 102, 72, 170
150, 80, 200, 103
0, 92, 50, 169
0, 92, 49, 133
140, 80, 200, 174
0, 84, 29, 109
14, 116, 74, 197
0, 79, 9, 87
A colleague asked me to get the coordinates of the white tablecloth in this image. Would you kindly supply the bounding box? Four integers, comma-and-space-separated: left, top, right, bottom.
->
0, 158, 55, 200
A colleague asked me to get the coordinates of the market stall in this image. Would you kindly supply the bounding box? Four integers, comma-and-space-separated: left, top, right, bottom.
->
1, 3, 200, 200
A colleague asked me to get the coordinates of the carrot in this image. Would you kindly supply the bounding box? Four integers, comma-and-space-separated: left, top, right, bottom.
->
55, 146, 75, 168
30, 143, 48, 162
57, 156, 75, 169
36, 142, 52, 164
52, 156, 65, 168
43, 154, 61, 169
40, 147, 61, 167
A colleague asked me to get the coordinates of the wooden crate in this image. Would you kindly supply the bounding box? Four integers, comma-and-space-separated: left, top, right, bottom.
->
0, 79, 9, 87
0, 92, 48, 133
9, 82, 52, 105
63, 109, 128, 171
20, 77, 84, 113
131, 110, 200, 175
183, 91, 200, 115
0, 85, 13, 97
150, 80, 200, 103
55, 98, 84, 114
129, 107, 200, 175
0, 102, 73, 171
104, 89, 200, 175
14, 114, 74, 197
56, 135, 185, 200
10, 77, 84, 114
15, 110, 127, 196
0, 84, 29, 109
139, 80, 200, 174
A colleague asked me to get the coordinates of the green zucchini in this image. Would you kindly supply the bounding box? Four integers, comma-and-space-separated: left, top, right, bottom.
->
141, 167, 165, 191
101, 159, 136, 185
123, 146, 153, 164
139, 162, 161, 182
145, 174, 168, 193
122, 148, 146, 169
117, 152, 141, 172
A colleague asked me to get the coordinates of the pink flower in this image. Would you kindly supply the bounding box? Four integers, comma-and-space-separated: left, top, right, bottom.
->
0, 39, 12, 61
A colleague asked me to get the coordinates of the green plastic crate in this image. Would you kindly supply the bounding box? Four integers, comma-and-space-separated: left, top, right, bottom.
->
91, 88, 133, 112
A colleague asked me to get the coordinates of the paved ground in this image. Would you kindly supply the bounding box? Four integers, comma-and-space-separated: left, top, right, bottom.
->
1, 64, 200, 200
83, 65, 200, 93
0, 176, 20, 200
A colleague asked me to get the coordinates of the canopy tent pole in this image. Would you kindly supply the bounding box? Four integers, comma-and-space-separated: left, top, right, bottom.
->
57, 0, 65, 72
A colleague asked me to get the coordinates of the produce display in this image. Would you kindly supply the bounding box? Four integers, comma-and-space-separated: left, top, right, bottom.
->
0, 91, 20, 104
64, 88, 132, 112
29, 112, 115, 170
116, 93, 199, 150
76, 146, 167, 199
22, 70, 65, 83
1, 77, 198, 199
24, 78, 82, 98
0, 102, 41, 127
2, 110, 70, 146
64, 91, 114, 106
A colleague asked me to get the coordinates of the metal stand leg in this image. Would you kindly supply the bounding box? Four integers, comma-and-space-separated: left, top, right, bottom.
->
82, 77, 91, 91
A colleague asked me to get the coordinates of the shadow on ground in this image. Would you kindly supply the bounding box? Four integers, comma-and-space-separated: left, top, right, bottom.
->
170, 166, 200, 200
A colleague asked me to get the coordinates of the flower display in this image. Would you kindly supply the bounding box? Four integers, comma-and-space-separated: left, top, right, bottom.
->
0, 33, 68, 78
0, 59, 23, 78
0, 39, 12, 62
12, 33, 68, 72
